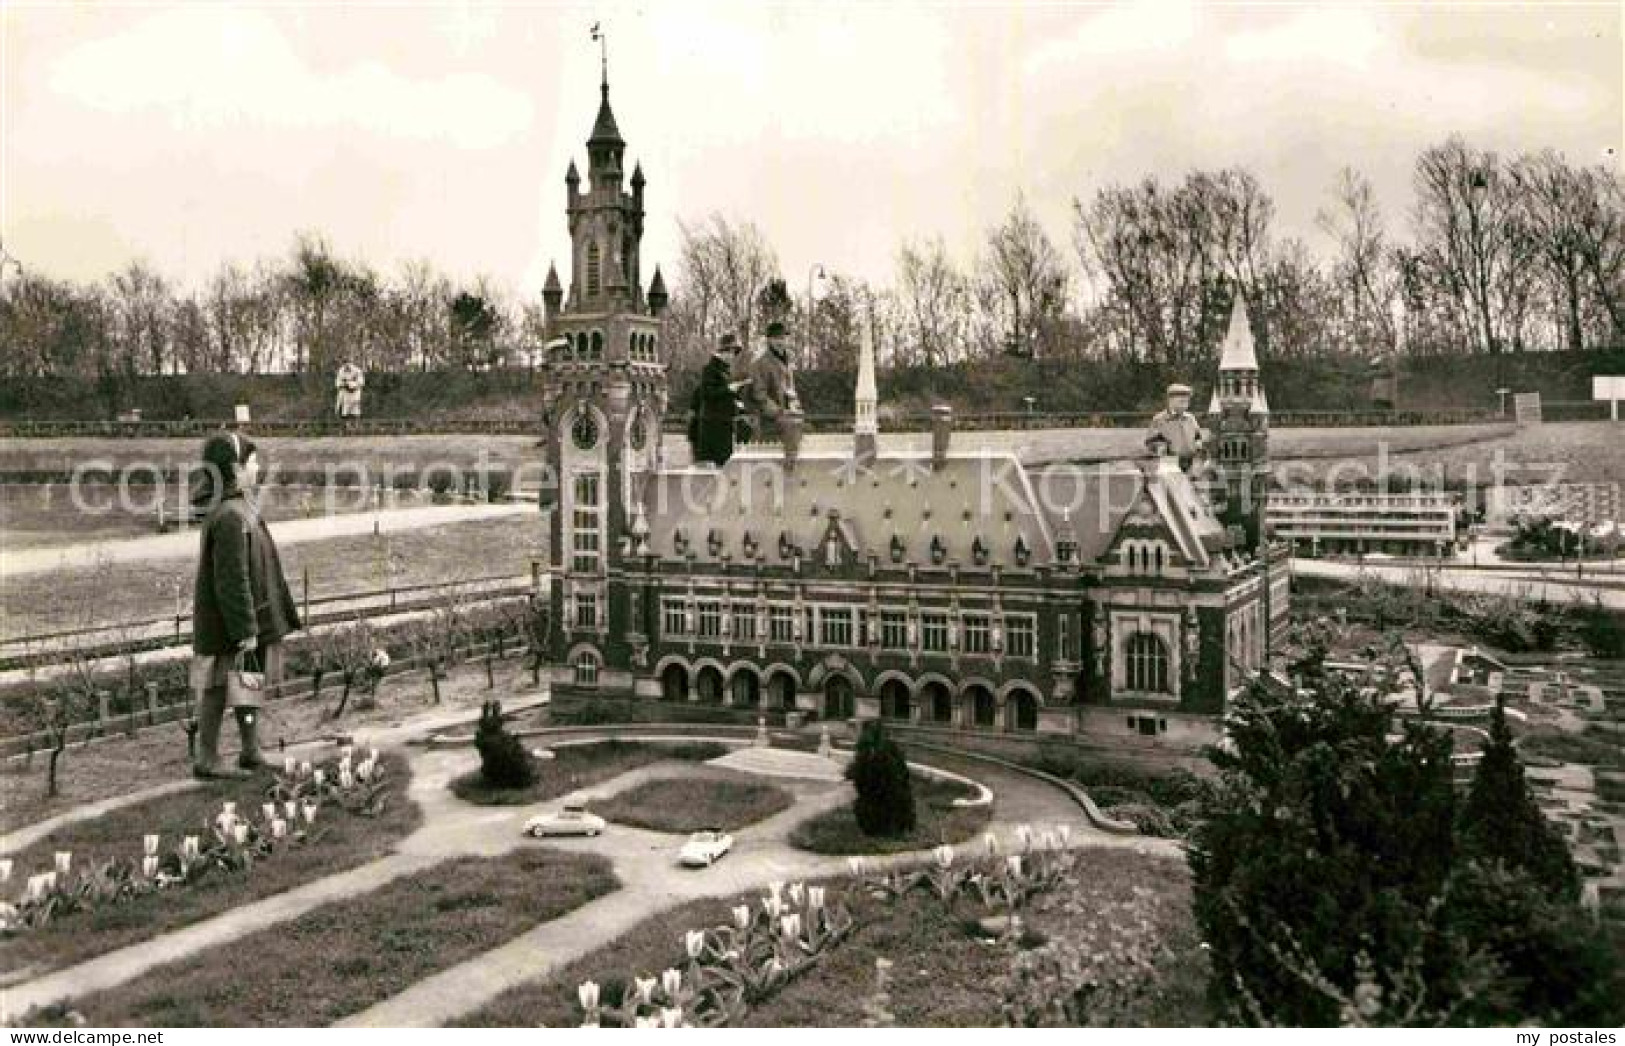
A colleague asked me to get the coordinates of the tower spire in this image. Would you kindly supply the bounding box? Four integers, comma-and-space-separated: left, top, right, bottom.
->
854, 319, 878, 465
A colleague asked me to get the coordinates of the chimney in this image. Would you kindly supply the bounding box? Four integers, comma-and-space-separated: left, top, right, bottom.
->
930, 404, 952, 471
782, 407, 804, 472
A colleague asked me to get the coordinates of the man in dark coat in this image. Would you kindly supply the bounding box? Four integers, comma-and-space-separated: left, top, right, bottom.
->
688, 334, 745, 466
739, 320, 800, 438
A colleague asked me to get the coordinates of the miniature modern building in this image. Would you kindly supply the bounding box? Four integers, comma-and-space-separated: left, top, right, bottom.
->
536, 75, 1291, 749
1269, 491, 1462, 557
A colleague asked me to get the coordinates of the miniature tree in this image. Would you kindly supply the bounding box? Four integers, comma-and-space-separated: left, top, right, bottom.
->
847, 720, 915, 837
1458, 697, 1580, 902
474, 700, 536, 788
323, 620, 377, 719
409, 590, 466, 705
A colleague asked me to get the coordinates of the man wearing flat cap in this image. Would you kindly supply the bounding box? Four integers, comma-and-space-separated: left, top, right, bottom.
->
1146, 382, 1205, 473
688, 333, 746, 467
738, 320, 801, 439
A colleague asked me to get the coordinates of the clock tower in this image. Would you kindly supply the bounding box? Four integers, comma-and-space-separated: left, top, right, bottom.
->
539, 63, 670, 676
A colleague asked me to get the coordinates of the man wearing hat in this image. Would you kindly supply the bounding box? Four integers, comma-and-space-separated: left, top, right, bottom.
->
738, 320, 801, 438
1146, 382, 1205, 473
688, 333, 746, 466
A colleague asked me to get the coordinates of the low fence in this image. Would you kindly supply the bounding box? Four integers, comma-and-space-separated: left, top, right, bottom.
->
1, 407, 1508, 440
0, 572, 533, 673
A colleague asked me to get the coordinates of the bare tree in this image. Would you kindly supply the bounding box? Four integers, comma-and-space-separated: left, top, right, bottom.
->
107, 260, 173, 375
675, 213, 781, 350
1411, 137, 1528, 355
1317, 167, 1399, 353
981, 193, 1069, 359
895, 236, 971, 368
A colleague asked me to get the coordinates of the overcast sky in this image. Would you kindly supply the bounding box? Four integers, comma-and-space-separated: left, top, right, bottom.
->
3, 2, 1619, 304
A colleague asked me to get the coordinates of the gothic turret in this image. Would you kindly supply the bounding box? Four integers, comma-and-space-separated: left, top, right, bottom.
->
1206, 297, 1270, 551
647, 266, 668, 318
542, 263, 563, 323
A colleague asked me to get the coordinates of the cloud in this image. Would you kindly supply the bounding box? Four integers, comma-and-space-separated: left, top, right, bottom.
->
47, 7, 532, 148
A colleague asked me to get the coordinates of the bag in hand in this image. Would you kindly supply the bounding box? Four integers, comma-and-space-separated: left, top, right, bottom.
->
225, 649, 266, 708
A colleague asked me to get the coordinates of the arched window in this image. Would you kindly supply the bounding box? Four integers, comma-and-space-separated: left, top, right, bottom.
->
590, 331, 604, 360
587, 242, 602, 295
1125, 632, 1170, 693
574, 651, 600, 686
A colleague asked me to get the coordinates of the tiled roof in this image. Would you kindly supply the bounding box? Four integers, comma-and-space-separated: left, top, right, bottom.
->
589, 87, 623, 146
1218, 296, 1259, 371
639, 450, 1055, 569
637, 450, 1231, 571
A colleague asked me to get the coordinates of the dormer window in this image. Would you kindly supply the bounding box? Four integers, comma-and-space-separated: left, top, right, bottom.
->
779, 531, 795, 560
971, 536, 989, 566
741, 531, 758, 559
673, 528, 688, 557
707, 528, 724, 556
825, 533, 841, 568
1014, 534, 1032, 567
890, 534, 906, 563
930, 535, 947, 565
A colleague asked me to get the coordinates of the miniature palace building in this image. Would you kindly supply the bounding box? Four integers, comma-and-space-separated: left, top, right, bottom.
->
535, 72, 1290, 756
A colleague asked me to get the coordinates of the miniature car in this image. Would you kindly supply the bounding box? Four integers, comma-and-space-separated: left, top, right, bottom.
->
678, 829, 734, 867
524, 802, 605, 838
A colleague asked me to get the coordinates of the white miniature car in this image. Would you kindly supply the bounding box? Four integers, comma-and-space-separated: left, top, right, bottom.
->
678, 829, 734, 867
525, 802, 606, 838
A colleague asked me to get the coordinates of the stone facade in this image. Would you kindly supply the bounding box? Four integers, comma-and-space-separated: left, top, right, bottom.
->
537, 78, 1290, 751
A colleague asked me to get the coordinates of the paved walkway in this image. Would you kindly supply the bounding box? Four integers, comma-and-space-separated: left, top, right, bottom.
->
1, 502, 533, 577
3, 728, 1180, 1026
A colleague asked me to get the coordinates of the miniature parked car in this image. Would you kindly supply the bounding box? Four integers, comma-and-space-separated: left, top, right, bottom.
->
524, 802, 605, 838
678, 829, 734, 867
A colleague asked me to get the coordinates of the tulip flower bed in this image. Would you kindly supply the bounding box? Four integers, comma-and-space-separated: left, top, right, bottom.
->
0, 751, 419, 978
449, 740, 731, 806
586, 775, 795, 834
788, 775, 991, 855
27, 848, 619, 1028
459, 827, 1130, 1028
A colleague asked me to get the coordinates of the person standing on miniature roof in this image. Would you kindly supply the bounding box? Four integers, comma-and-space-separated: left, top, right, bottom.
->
687, 333, 746, 467
739, 320, 801, 438
1146, 382, 1205, 473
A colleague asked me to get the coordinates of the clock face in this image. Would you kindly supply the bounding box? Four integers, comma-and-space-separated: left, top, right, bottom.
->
629, 411, 649, 451
571, 409, 600, 451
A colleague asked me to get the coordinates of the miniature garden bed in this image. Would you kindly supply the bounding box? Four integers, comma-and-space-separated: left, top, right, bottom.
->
788, 776, 990, 856
1519, 727, 1625, 770
1, 752, 420, 979
448, 740, 730, 806
586, 774, 795, 834
32, 848, 618, 1027
455, 846, 1203, 1027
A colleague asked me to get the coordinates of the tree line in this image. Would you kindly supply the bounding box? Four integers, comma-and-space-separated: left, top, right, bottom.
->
4, 136, 1621, 382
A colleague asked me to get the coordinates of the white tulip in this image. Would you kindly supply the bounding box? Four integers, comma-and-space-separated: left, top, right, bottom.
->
283, 756, 297, 775
780, 913, 802, 939
659, 1007, 683, 1028
787, 881, 805, 907
301, 801, 318, 825
808, 886, 826, 911
261, 803, 277, 823
142, 856, 159, 878
182, 836, 200, 860
271, 819, 288, 839
732, 904, 751, 930
1007, 855, 1024, 877
232, 824, 249, 845
660, 967, 682, 998
143, 834, 160, 857
934, 844, 955, 869
634, 1017, 659, 1029
684, 929, 705, 959
0, 859, 11, 884
634, 976, 656, 1004
54, 851, 71, 875
284, 800, 299, 820
767, 880, 784, 904
313, 769, 325, 787
577, 980, 600, 1011
299, 761, 313, 777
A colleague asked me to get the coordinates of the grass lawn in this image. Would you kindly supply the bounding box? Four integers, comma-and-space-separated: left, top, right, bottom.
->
41, 848, 618, 1027
0, 752, 421, 979
0, 484, 442, 553
1, 654, 544, 832
449, 740, 732, 806
1, 513, 543, 639
587, 774, 794, 834
1519, 727, 1625, 769
456, 848, 1204, 1027
788, 776, 991, 856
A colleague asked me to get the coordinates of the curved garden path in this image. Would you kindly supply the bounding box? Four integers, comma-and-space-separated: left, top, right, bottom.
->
3, 735, 1181, 1027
